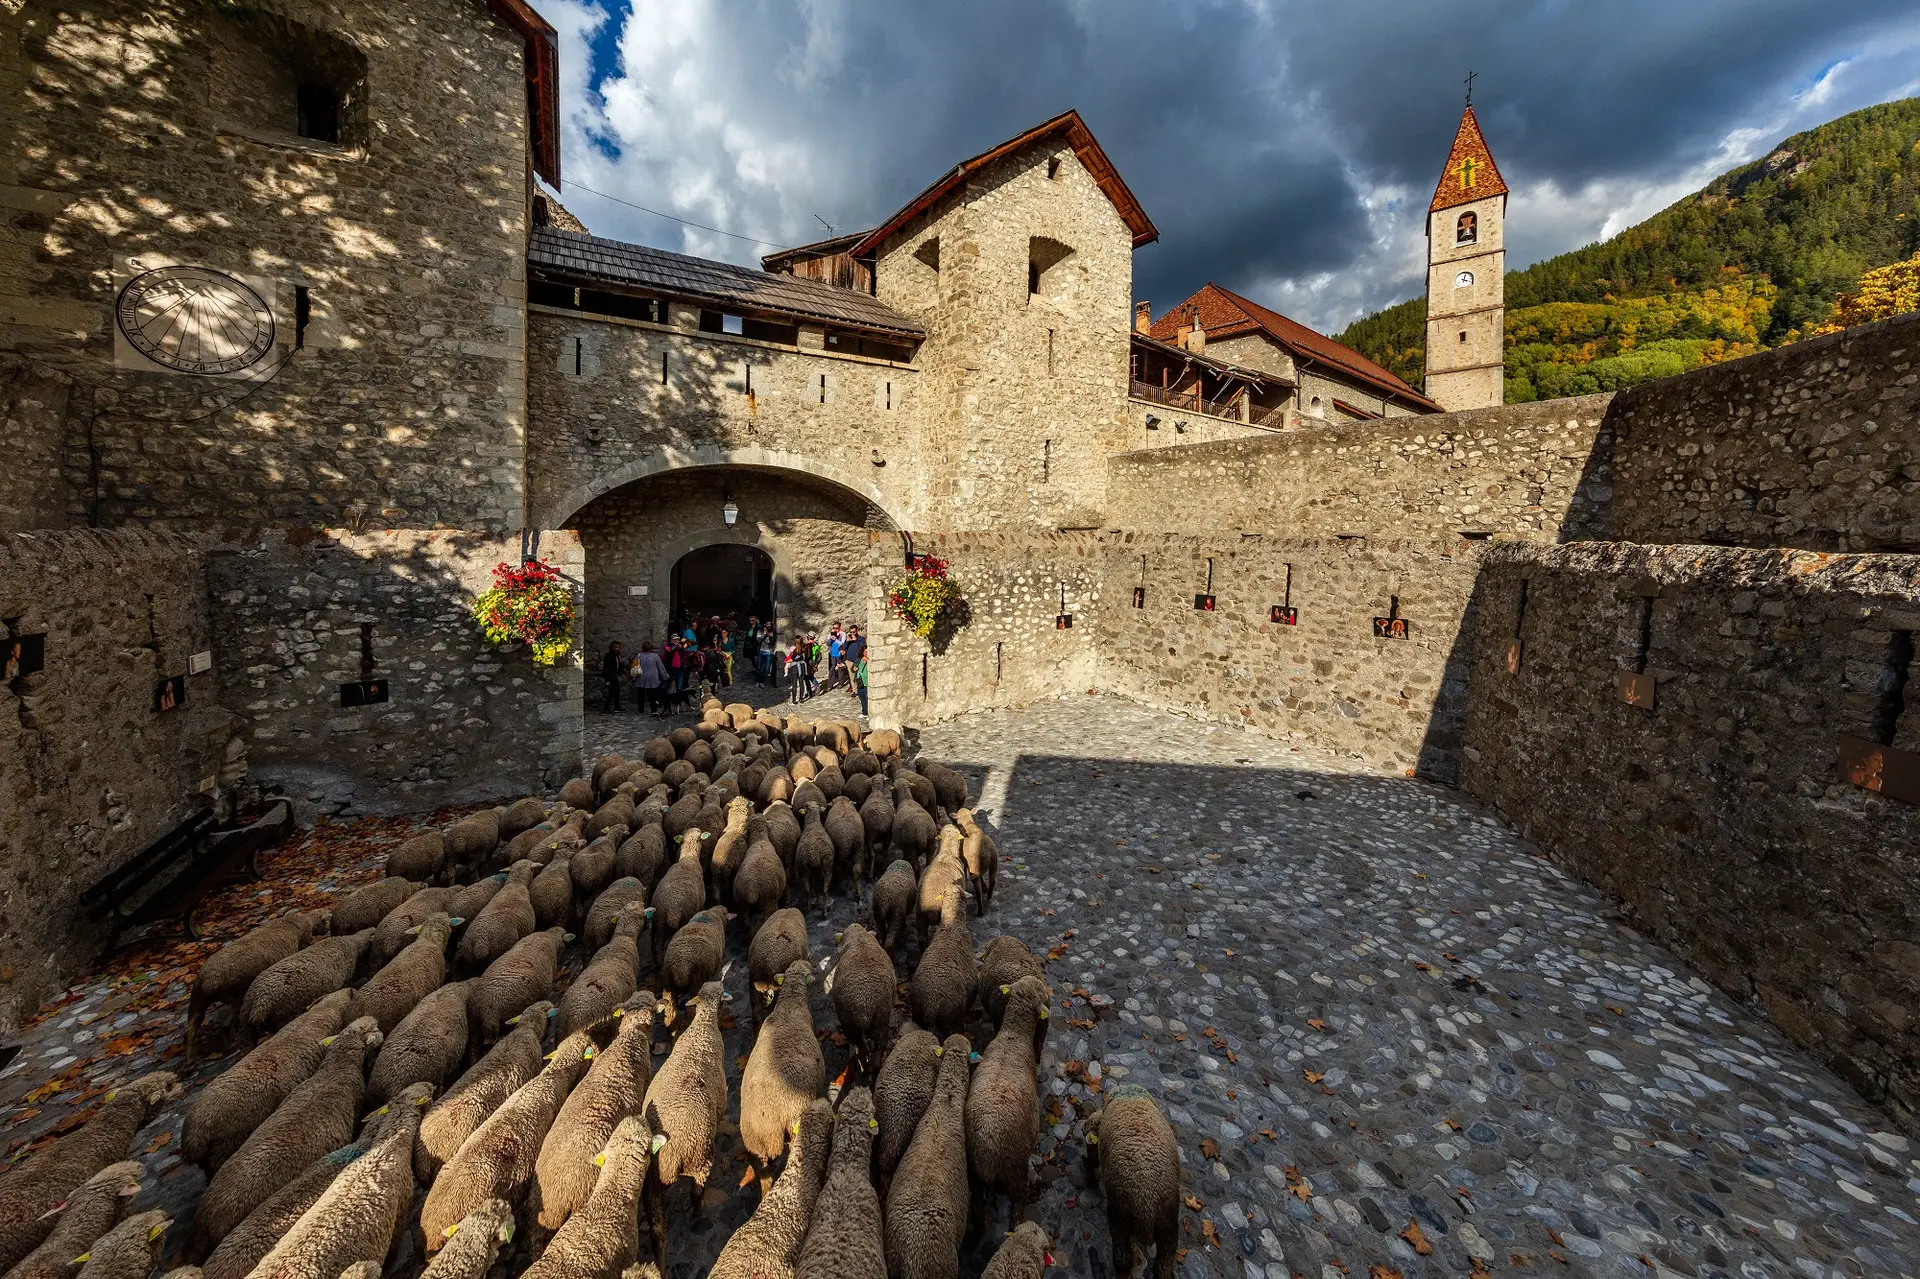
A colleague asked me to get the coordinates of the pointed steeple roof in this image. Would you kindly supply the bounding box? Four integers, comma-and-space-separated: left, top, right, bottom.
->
1429, 106, 1507, 213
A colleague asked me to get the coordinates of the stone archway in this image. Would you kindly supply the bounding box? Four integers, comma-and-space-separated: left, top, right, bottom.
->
538, 444, 910, 533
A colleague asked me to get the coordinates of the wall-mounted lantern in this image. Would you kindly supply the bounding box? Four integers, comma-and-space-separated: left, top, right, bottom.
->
722, 494, 739, 526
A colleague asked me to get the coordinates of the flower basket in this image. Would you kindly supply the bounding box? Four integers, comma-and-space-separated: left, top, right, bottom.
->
886, 553, 962, 640
473, 558, 574, 666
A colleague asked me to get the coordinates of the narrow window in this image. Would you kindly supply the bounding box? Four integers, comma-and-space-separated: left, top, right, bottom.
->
358, 622, 375, 680
660, 351, 669, 385
995, 641, 1003, 681
293, 285, 311, 349
921, 652, 929, 696
1871, 631, 1914, 746
744, 361, 753, 394
819, 373, 828, 404
573, 338, 582, 375
1028, 261, 1041, 296
884, 379, 893, 410
1047, 157, 1062, 180
1041, 438, 1051, 483
1633, 596, 1655, 673
1047, 328, 1055, 375
296, 84, 341, 143
1458, 331, 1469, 343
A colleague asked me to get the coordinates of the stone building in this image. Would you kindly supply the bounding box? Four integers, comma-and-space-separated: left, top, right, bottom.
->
1423, 105, 1508, 411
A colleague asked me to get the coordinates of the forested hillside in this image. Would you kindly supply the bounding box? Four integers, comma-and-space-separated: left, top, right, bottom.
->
1336, 96, 1920, 402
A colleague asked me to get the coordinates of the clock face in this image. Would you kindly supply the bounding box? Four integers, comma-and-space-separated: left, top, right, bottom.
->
1454, 270, 1475, 289
115, 265, 276, 375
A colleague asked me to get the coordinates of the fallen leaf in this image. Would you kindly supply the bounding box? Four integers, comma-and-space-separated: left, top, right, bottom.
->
1414, 962, 1434, 973
1368, 1267, 1405, 1279
1225, 1049, 1237, 1064
1548, 1248, 1568, 1265
1547, 1229, 1564, 1246
1307, 1018, 1328, 1031
738, 1167, 756, 1187
1606, 1004, 1625, 1016
1200, 1137, 1220, 1160
1258, 1128, 1278, 1141
1182, 1195, 1204, 1211
1303, 1070, 1324, 1084
1200, 1220, 1222, 1249
1400, 1220, 1432, 1256
1046, 945, 1069, 961
1283, 1166, 1312, 1202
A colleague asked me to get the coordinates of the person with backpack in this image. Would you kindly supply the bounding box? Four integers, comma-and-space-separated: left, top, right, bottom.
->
786, 641, 810, 704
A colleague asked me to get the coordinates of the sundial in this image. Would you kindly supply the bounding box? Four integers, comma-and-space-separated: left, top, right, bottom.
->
115, 264, 276, 375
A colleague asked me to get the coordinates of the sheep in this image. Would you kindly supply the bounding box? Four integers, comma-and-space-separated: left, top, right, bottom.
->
882, 1034, 972, 1279
1082, 1086, 1179, 1279
842, 749, 879, 777
556, 907, 646, 1040
648, 830, 710, 981
914, 761, 969, 822
181, 990, 352, 1173
793, 804, 834, 915
186, 909, 324, 1051
964, 976, 1047, 1233
813, 765, 845, 805
660, 908, 728, 1026
585, 796, 634, 841
758, 766, 794, 809
349, 912, 455, 1033
4, 1159, 142, 1279
327, 877, 419, 938
245, 1082, 434, 1279
529, 854, 575, 929
615, 823, 668, 890
822, 797, 866, 895
871, 1023, 938, 1194
523, 1115, 660, 1279
817, 722, 854, 755
499, 796, 548, 841
791, 779, 827, 817
711, 1097, 832, 1279
870, 861, 916, 964
864, 729, 902, 759
978, 938, 1049, 1055
669, 725, 699, 753
189, 1019, 380, 1255
448, 873, 506, 926
730, 834, 787, 938
419, 1198, 516, 1279
444, 810, 502, 872
747, 908, 810, 1028
916, 827, 967, 950
531, 996, 656, 1234
888, 761, 936, 815
980, 1221, 1052, 1279
367, 979, 472, 1107
570, 831, 622, 903
908, 893, 975, 1042
203, 1109, 395, 1279
582, 875, 648, 950
455, 860, 538, 975
237, 929, 372, 1035
373, 886, 460, 966
418, 1029, 597, 1251
955, 810, 998, 914
789, 751, 819, 783
793, 1087, 884, 1279
70, 1209, 167, 1279
386, 831, 446, 882
468, 926, 569, 1051
639, 979, 730, 1270
858, 787, 894, 878
663, 776, 701, 821
684, 738, 716, 775
415, 1001, 554, 1186
708, 796, 753, 907
828, 925, 893, 1080
740, 960, 825, 1187
560, 778, 596, 809
842, 771, 874, 807
760, 800, 800, 872
888, 779, 936, 871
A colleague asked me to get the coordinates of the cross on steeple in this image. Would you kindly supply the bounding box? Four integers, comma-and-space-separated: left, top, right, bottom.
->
1464, 69, 1476, 107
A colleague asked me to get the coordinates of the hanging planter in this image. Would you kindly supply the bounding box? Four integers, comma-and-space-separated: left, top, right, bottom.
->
886, 553, 962, 641
472, 558, 575, 666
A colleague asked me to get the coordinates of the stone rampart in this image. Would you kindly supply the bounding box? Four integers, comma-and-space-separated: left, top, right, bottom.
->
1460, 542, 1920, 1126
0, 529, 244, 1031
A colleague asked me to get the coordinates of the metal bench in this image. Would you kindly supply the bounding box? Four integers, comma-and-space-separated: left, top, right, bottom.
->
80, 798, 295, 944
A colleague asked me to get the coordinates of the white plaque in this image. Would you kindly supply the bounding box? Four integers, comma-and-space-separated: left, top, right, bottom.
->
189, 650, 214, 674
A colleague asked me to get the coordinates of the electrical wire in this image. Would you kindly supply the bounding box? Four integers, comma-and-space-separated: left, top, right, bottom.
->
561, 179, 793, 250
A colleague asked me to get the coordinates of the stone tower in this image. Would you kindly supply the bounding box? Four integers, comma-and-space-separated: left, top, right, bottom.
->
1424, 105, 1508, 411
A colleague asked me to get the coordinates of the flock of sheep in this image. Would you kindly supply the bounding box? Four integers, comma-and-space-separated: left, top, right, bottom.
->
0, 701, 1181, 1279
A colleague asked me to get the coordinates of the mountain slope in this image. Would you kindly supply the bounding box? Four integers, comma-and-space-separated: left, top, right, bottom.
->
1336, 96, 1920, 401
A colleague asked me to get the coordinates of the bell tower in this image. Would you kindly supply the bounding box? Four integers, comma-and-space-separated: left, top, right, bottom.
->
1424, 92, 1508, 412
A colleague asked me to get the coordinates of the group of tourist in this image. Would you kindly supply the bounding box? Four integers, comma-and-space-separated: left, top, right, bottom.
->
598, 614, 870, 717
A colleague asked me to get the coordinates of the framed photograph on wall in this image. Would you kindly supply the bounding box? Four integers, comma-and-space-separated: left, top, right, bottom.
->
154, 673, 187, 712
340, 679, 391, 707
1372, 617, 1409, 639
1269, 605, 1297, 625
5, 633, 45, 684
1193, 594, 1216, 611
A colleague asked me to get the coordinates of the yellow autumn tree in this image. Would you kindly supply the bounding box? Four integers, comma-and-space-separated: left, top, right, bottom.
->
1813, 250, 1920, 335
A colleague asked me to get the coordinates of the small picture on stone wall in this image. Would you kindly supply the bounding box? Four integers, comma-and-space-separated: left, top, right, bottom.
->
1132, 586, 1145, 609
5, 633, 45, 684
1270, 605, 1297, 625
1193, 593, 1215, 611
340, 679, 390, 707
1372, 617, 1409, 639
1055, 613, 1073, 630
1507, 640, 1523, 674
154, 673, 187, 712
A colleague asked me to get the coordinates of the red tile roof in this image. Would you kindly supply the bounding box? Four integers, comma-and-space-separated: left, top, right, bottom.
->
1148, 283, 1440, 412
1429, 107, 1506, 214
487, 0, 560, 186
850, 110, 1158, 259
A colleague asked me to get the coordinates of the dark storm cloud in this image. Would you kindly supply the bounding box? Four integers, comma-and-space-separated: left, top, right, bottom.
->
533, 0, 1920, 331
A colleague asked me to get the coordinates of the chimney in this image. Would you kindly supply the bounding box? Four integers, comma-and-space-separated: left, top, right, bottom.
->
1134, 300, 1152, 334
1185, 307, 1206, 355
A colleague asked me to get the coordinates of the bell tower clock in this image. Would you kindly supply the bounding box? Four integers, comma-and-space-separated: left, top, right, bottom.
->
1424, 88, 1508, 412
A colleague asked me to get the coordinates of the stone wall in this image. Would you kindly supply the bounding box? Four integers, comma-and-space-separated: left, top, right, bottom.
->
0, 529, 244, 1032
1096, 534, 1488, 781
1459, 542, 1920, 1126
0, 353, 73, 533
526, 307, 919, 530
570, 469, 878, 699
1105, 395, 1615, 540
864, 531, 1102, 731
1, 0, 531, 532
1120, 396, 1276, 450
208, 529, 582, 816
1608, 310, 1920, 553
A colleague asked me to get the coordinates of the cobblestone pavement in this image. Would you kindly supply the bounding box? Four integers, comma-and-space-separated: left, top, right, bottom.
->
2, 693, 1915, 1279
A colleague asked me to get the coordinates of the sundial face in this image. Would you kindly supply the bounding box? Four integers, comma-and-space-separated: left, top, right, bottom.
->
115, 265, 276, 375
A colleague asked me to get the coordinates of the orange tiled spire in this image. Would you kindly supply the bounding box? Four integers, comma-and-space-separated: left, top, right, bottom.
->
1429, 107, 1508, 213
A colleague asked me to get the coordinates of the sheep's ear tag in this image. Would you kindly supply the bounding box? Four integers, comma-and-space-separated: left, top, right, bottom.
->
644, 908, 655, 918
933, 1047, 943, 1056
406, 925, 420, 936
450, 917, 465, 926
650, 1133, 669, 1154
499, 1222, 516, 1243
868, 1118, 879, 1131
593, 1152, 606, 1167
444, 1224, 460, 1238
564, 933, 576, 943
583, 1047, 596, 1059
1086, 1133, 1098, 1144
72, 1254, 91, 1265
1044, 1253, 1056, 1267
1000, 984, 1010, 994
376, 1105, 391, 1116
547, 1007, 559, 1018
321, 1036, 337, 1046
970, 1051, 981, 1062
774, 974, 784, 986
1039, 1009, 1049, 1019
612, 1008, 624, 1018
545, 1051, 556, 1060
789, 1118, 801, 1136
147, 1223, 166, 1241
506, 1015, 520, 1026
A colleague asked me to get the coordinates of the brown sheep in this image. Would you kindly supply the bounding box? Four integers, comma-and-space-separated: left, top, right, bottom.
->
793, 1087, 884, 1279
888, 778, 936, 869
708, 796, 754, 907
585, 796, 635, 842
1, 1084, 175, 1278
4, 1159, 142, 1279
349, 912, 455, 1033
758, 766, 794, 809
640, 980, 730, 1271
414, 1001, 553, 1186
556, 907, 646, 1040
739, 961, 824, 1187
499, 796, 548, 840
842, 771, 875, 807
529, 854, 574, 930
882, 1034, 972, 1279
454, 860, 538, 975
955, 809, 998, 914
70, 1209, 167, 1279
747, 908, 810, 1028
857, 786, 894, 877
711, 1097, 831, 1279
871, 1023, 938, 1193
386, 831, 446, 883
418, 1197, 516, 1279
648, 830, 710, 982
181, 992, 351, 1173
663, 790, 705, 841
615, 822, 668, 890
443, 810, 502, 873
530, 995, 656, 1235
659, 908, 728, 1027
239, 930, 373, 1034
448, 873, 506, 925
560, 778, 597, 809
189, 1020, 380, 1255
367, 979, 472, 1107
822, 796, 865, 893
870, 860, 916, 963
1083, 1086, 1180, 1279
827, 925, 893, 1080
326, 878, 418, 939
569, 830, 623, 902
981, 1221, 1053, 1279
523, 1115, 660, 1279
640, 736, 676, 770
978, 936, 1049, 1056
864, 728, 902, 759
915, 827, 967, 950
186, 910, 323, 1052
731, 833, 787, 938
793, 804, 834, 915
373, 886, 460, 966
467, 926, 569, 1051
582, 876, 648, 950
914, 761, 969, 822
964, 976, 1046, 1233
908, 893, 975, 1042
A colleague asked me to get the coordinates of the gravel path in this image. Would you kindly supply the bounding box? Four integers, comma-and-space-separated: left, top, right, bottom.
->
1, 692, 1914, 1279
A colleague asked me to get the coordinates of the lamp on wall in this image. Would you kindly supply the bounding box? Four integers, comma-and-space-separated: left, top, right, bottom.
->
722, 493, 739, 526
